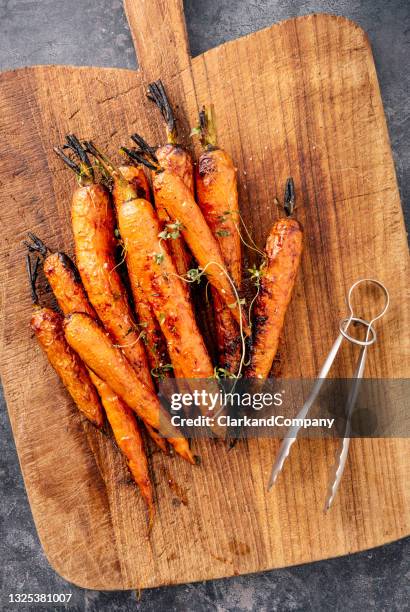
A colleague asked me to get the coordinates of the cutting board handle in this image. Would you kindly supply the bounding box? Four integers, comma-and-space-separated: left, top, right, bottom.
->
123, 0, 191, 80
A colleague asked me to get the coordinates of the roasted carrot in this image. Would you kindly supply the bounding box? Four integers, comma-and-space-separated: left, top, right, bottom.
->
193, 107, 242, 374
84, 145, 213, 379
26, 254, 104, 428
123, 143, 192, 296
64, 312, 195, 464
117, 195, 214, 378
25, 232, 168, 455
54, 135, 153, 390
89, 371, 154, 525
246, 179, 303, 379
116, 165, 171, 377
152, 168, 249, 335
118, 195, 229, 436
129, 140, 248, 334
145, 80, 194, 193
126, 80, 193, 277
118, 163, 151, 201
194, 108, 241, 285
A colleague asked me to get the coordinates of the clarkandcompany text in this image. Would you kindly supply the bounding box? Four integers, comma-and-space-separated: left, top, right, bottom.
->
169, 390, 335, 429
171, 415, 335, 428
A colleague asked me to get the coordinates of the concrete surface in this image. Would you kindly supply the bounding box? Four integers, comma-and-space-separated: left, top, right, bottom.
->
0, 1, 408, 610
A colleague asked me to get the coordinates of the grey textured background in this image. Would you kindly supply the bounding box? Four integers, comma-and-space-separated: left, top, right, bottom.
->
0, 1, 408, 610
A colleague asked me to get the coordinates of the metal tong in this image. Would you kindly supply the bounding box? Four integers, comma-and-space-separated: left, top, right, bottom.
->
268, 278, 390, 510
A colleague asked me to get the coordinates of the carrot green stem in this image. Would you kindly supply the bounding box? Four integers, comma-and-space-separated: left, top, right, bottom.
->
284, 177, 295, 217
83, 141, 121, 180
126, 133, 160, 169
24, 232, 49, 257
54, 134, 94, 185
130, 133, 157, 157
53, 146, 81, 174
26, 253, 41, 305
198, 106, 218, 149
147, 80, 178, 144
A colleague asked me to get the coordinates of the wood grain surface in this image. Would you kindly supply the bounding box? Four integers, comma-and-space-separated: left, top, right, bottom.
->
0, 0, 408, 590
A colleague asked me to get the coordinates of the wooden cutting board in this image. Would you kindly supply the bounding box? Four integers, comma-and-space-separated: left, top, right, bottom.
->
0, 0, 408, 590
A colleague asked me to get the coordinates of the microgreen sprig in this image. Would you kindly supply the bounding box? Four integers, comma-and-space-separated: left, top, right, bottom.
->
158, 220, 184, 241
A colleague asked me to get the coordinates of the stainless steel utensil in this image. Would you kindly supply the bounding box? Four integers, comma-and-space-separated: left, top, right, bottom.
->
268, 278, 390, 510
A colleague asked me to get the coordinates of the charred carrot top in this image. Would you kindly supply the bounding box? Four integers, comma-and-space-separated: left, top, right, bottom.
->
54, 135, 154, 391
146, 79, 177, 144
125, 135, 194, 194
193, 106, 242, 374
26, 254, 104, 428
246, 178, 303, 379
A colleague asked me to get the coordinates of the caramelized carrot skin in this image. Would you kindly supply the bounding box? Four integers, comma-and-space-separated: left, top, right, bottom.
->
89, 372, 154, 521
129, 281, 171, 374
31, 307, 104, 427
210, 290, 241, 374
64, 313, 195, 463
152, 145, 193, 277
112, 175, 171, 376
153, 171, 250, 334
246, 218, 303, 379
43, 252, 96, 318
71, 183, 153, 389
45, 249, 167, 453
195, 148, 242, 373
156, 144, 194, 193
117, 197, 214, 379
212, 291, 242, 373
196, 148, 241, 285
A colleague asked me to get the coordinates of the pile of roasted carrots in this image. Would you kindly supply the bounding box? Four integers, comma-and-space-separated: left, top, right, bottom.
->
25, 81, 303, 526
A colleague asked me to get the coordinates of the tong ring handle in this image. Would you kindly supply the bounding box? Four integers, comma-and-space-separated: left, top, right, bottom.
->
339, 317, 376, 346
347, 278, 390, 325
